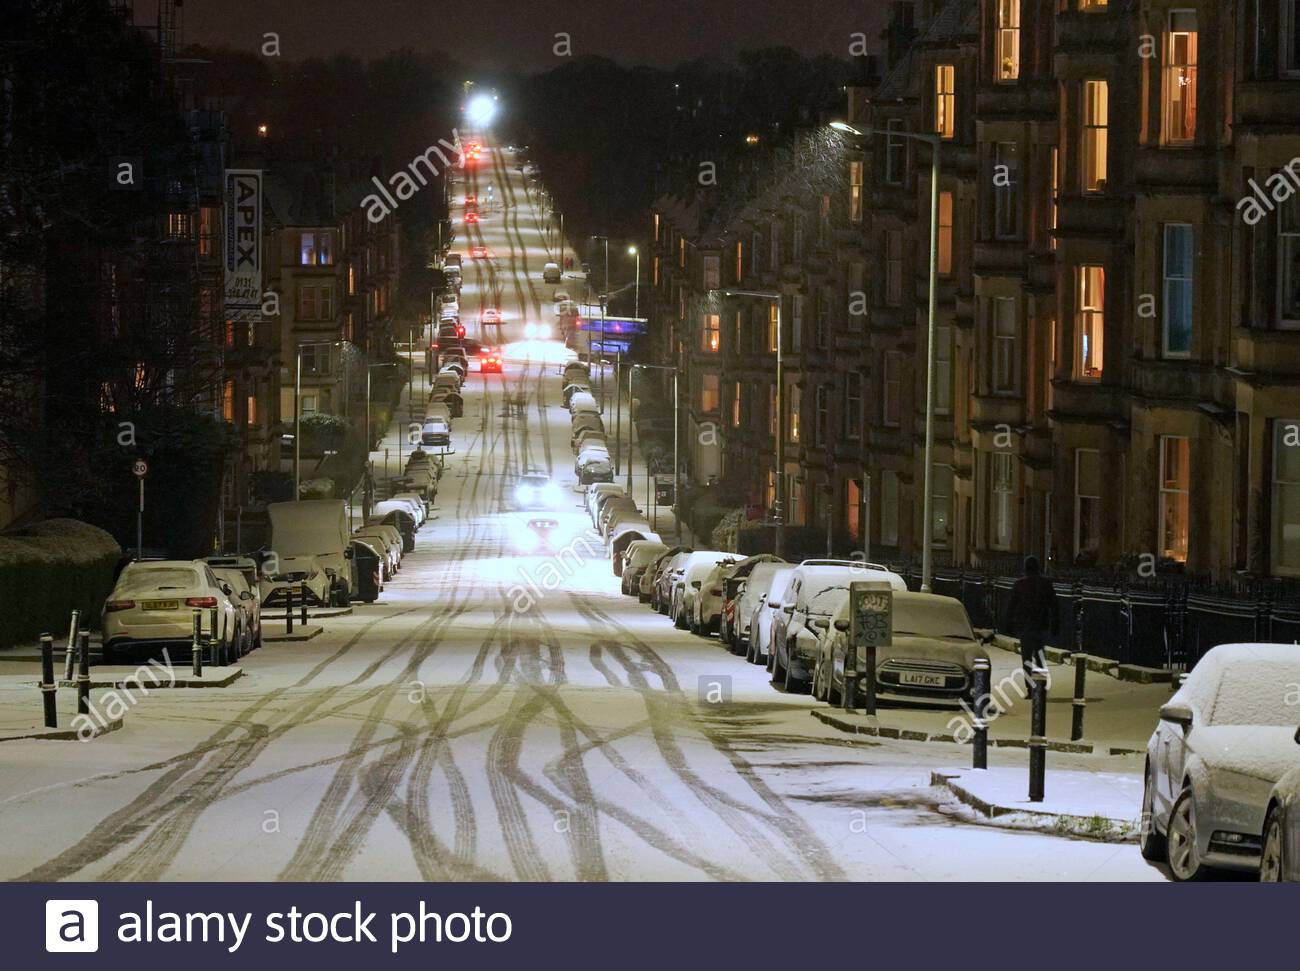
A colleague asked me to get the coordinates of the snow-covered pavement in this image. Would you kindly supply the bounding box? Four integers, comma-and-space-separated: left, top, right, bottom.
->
0, 138, 1165, 882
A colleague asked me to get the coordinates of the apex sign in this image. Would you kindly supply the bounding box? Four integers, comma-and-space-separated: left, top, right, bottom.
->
224, 169, 263, 320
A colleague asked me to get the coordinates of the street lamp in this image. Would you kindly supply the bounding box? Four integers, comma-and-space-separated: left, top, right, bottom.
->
629, 363, 680, 543
718, 288, 784, 559
627, 245, 640, 319
591, 235, 612, 413
294, 339, 343, 499
830, 119, 942, 592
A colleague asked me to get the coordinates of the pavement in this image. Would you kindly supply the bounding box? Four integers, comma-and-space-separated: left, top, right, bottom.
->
0, 135, 1167, 882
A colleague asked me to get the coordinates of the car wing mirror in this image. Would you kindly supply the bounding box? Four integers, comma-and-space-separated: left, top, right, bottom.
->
240, 590, 253, 600
219, 582, 233, 595
691, 580, 702, 588
1159, 702, 1194, 731
782, 604, 794, 614
812, 618, 829, 631
833, 619, 849, 632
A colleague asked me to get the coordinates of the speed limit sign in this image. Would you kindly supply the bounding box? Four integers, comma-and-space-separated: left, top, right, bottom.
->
132, 459, 148, 478
849, 581, 893, 715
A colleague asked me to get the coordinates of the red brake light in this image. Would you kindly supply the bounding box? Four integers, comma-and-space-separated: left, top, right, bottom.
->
185, 596, 218, 608
105, 600, 135, 612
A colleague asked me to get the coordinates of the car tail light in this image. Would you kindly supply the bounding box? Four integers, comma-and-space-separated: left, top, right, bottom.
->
185, 596, 218, 608
105, 600, 135, 612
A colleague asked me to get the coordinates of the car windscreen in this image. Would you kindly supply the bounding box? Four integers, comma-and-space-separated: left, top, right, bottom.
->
805, 583, 851, 615
1209, 658, 1300, 726
891, 599, 975, 640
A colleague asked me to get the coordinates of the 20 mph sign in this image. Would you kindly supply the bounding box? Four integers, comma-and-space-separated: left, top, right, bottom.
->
132, 459, 148, 478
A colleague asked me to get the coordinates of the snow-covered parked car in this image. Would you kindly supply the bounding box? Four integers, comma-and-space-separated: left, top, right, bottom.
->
749, 565, 796, 665
102, 560, 236, 663
1140, 642, 1300, 881
671, 551, 732, 630
1263, 767, 1300, 882
259, 554, 331, 609
813, 591, 987, 707
772, 561, 908, 692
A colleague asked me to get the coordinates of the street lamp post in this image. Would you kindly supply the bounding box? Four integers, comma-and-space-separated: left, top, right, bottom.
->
831, 120, 941, 592
719, 289, 784, 559
628, 245, 640, 319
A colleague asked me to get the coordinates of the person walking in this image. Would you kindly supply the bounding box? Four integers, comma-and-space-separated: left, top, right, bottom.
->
1005, 555, 1058, 682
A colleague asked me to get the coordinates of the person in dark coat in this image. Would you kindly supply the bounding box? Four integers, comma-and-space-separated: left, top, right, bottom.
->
1005, 556, 1058, 679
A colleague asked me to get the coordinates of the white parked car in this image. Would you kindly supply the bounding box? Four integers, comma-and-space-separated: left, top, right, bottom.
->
671, 551, 731, 630
259, 554, 331, 610
772, 562, 908, 692
1140, 643, 1300, 880
814, 591, 988, 707
102, 560, 236, 664
211, 566, 260, 654
735, 562, 788, 662
748, 565, 796, 665
620, 540, 668, 592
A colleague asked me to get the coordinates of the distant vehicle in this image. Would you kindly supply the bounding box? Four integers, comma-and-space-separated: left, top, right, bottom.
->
464, 211, 479, 223
480, 347, 503, 373
671, 551, 732, 631
1140, 643, 1300, 881
481, 307, 502, 324
518, 517, 561, 554
445, 253, 462, 267
515, 472, 562, 509
464, 194, 476, 206
421, 418, 451, 447
264, 499, 356, 607
568, 390, 598, 415
578, 459, 614, 485
471, 245, 489, 259
102, 560, 236, 664
542, 262, 562, 283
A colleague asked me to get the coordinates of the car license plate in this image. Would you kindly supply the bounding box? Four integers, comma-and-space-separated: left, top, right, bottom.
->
143, 600, 179, 611
899, 671, 946, 688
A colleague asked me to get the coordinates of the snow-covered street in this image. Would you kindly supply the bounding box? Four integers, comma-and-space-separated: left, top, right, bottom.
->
0, 141, 1165, 882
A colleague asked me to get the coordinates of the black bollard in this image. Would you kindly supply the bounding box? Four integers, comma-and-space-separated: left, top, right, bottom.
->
285, 584, 294, 634
63, 609, 80, 682
210, 607, 222, 665
300, 588, 308, 627
842, 641, 858, 711
972, 657, 990, 770
1070, 654, 1087, 742
76, 630, 91, 717
1028, 666, 1049, 802
191, 610, 203, 677
39, 634, 57, 729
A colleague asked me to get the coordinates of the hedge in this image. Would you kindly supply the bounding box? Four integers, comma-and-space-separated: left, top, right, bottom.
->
0, 519, 121, 648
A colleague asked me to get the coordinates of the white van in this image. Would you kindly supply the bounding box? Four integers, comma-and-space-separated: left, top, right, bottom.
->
266, 500, 355, 606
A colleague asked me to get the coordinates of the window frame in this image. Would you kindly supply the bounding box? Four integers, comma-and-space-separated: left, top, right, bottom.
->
1074, 448, 1101, 557
996, 0, 1021, 83
884, 119, 907, 185
1272, 419, 1300, 575
1162, 223, 1194, 358
1081, 79, 1109, 194
990, 452, 1015, 551
934, 64, 956, 140
993, 297, 1018, 393
1075, 264, 1105, 381
883, 352, 902, 427
1158, 435, 1190, 563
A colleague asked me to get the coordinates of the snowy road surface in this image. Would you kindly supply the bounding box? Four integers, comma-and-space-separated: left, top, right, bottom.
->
0, 138, 1163, 882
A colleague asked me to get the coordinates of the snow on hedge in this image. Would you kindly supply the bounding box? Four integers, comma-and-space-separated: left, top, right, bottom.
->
0, 519, 120, 566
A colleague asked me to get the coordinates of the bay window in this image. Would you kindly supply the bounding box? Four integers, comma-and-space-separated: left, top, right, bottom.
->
1158, 436, 1190, 563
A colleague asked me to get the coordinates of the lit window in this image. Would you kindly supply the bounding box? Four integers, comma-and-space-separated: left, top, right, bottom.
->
702, 313, 720, 352
1079, 0, 1108, 9
732, 381, 742, 427
1159, 436, 1190, 563
247, 395, 257, 426
994, 142, 1021, 239
299, 232, 333, 266
934, 324, 952, 415
881, 471, 899, 546
300, 232, 315, 266
701, 374, 720, 413
735, 240, 744, 282
938, 191, 954, 276
1076, 265, 1105, 380
1075, 449, 1101, 557
198, 207, 216, 257
849, 161, 864, 223
678, 237, 685, 268
1163, 11, 1198, 145
654, 213, 660, 241
1082, 80, 1109, 193
934, 64, 956, 139
884, 119, 906, 185
767, 303, 779, 352
222, 380, 235, 422
1272, 420, 1300, 574
846, 479, 862, 541
1163, 224, 1194, 357
789, 384, 801, 442
993, 297, 1017, 392
997, 0, 1021, 82
885, 230, 904, 306
991, 453, 1014, 550
883, 352, 902, 427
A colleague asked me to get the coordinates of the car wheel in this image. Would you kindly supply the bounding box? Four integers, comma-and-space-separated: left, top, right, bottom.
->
770, 646, 784, 684
101, 643, 116, 666
1138, 762, 1168, 862
783, 649, 805, 693
1261, 807, 1286, 883
765, 641, 775, 672
812, 658, 827, 702
1167, 788, 1211, 882
827, 669, 842, 707
674, 606, 688, 630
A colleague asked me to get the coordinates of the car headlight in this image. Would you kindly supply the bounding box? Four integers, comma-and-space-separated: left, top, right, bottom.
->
516, 485, 535, 503
523, 322, 537, 338
539, 323, 552, 338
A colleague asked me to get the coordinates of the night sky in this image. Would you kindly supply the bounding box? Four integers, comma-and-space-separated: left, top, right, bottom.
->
169, 0, 890, 69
